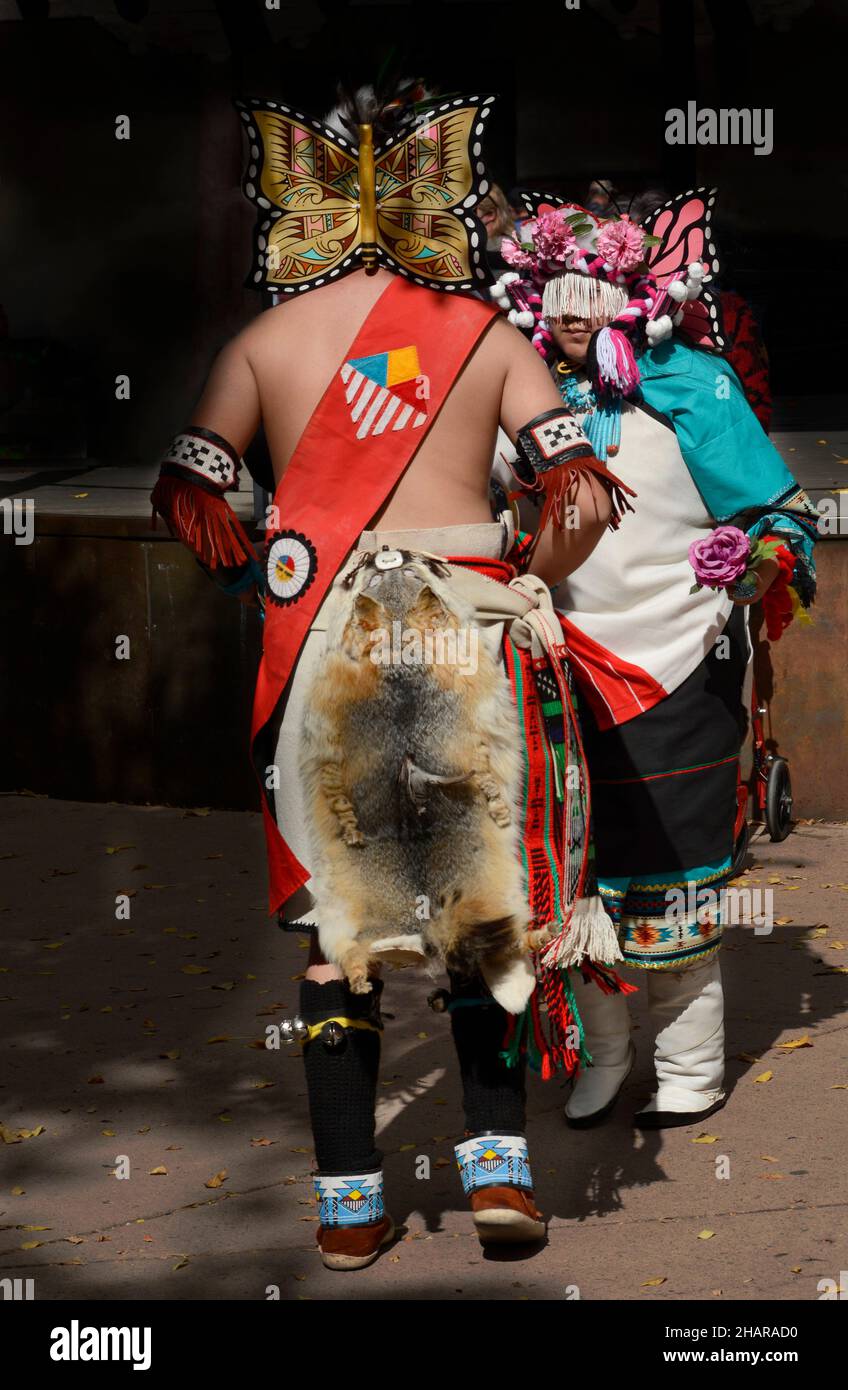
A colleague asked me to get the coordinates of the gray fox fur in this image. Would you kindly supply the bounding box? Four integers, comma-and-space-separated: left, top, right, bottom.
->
298, 549, 534, 1013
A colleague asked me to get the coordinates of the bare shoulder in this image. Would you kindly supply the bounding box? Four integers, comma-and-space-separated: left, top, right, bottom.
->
234, 300, 298, 360
480, 312, 550, 377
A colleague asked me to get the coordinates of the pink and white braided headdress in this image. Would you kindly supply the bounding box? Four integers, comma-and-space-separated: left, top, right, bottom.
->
492, 199, 708, 399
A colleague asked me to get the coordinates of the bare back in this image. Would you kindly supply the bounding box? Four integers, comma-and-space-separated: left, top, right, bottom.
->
191, 268, 611, 579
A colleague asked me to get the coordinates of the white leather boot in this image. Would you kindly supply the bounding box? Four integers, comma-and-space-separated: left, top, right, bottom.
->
565, 972, 635, 1128
635, 956, 726, 1129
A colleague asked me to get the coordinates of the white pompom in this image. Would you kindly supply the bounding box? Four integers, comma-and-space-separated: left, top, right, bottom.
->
673, 308, 685, 325
515, 310, 534, 328
501, 271, 520, 286
667, 279, 688, 303
646, 314, 673, 343
685, 281, 702, 300
687, 261, 705, 280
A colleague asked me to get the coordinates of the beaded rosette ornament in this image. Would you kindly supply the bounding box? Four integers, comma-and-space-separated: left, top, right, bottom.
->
491, 188, 724, 401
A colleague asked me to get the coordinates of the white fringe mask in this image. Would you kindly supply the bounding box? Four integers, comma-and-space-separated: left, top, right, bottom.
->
542, 272, 629, 326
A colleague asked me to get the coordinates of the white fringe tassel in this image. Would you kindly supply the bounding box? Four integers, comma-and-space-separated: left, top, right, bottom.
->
540, 894, 623, 970
542, 273, 629, 324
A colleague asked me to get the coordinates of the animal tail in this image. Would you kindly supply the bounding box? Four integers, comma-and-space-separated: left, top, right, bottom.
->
427, 888, 517, 966
428, 889, 535, 1016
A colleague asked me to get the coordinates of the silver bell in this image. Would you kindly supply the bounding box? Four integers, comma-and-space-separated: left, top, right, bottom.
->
281, 1016, 308, 1044
321, 1020, 346, 1050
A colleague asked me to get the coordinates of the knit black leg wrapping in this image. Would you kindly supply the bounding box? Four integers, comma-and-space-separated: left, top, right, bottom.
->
448, 971, 527, 1134
299, 977, 383, 1173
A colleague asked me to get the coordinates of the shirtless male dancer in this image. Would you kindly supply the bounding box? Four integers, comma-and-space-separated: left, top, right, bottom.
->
151, 87, 620, 1270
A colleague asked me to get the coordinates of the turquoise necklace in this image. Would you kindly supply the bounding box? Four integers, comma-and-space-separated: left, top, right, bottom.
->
555, 361, 622, 462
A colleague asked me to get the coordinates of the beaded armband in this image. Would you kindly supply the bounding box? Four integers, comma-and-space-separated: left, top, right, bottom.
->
151, 424, 257, 574
157, 425, 241, 494
513, 408, 595, 486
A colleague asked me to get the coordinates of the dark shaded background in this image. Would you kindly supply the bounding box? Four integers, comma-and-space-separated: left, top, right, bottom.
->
1, 0, 846, 468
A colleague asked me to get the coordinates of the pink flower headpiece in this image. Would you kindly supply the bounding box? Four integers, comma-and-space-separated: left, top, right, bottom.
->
493, 203, 665, 399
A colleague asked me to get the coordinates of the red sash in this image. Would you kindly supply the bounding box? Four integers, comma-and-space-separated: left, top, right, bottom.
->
251, 276, 498, 913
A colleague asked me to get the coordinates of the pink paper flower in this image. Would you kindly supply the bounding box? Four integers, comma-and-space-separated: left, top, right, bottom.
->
533, 210, 578, 267
596, 217, 645, 273
501, 232, 537, 270
689, 526, 751, 589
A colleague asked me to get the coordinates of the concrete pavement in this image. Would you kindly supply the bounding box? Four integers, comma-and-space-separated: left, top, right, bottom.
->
1, 794, 846, 1301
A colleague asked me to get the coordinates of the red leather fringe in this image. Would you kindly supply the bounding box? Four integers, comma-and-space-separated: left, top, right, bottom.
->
151, 476, 257, 571
537, 457, 636, 535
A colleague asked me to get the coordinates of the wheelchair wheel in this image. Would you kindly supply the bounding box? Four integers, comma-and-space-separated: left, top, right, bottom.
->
730, 816, 750, 880
766, 757, 793, 841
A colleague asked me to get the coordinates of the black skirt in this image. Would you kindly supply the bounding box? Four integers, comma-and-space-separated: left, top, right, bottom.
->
579, 607, 749, 877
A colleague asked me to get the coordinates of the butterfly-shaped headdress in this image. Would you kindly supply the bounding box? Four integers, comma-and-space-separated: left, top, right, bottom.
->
235, 94, 496, 296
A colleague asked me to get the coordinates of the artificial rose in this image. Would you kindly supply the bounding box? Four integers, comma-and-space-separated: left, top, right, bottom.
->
688, 525, 751, 589
533, 210, 578, 267
596, 217, 645, 273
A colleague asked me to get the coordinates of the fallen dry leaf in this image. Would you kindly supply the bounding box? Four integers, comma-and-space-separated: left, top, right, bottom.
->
692, 1133, 720, 1144
776, 1036, 812, 1050
148, 1166, 168, 1176
698, 1230, 715, 1240
641, 1276, 666, 1287
754, 1071, 773, 1084
205, 1171, 228, 1189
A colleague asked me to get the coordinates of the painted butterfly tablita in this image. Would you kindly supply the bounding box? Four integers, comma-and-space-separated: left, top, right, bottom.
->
235, 94, 496, 296
641, 187, 725, 351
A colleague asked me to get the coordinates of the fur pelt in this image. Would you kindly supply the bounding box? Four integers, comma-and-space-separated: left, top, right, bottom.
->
299, 550, 534, 1013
